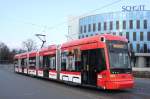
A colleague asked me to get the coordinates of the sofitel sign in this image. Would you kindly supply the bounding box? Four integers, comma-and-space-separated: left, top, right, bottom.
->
122, 5, 145, 12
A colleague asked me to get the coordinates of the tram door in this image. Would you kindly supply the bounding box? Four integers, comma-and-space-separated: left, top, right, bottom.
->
81, 49, 97, 86
43, 56, 50, 78
21, 58, 26, 73
43, 68, 49, 78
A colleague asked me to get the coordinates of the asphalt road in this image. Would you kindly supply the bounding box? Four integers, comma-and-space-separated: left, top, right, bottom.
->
0, 67, 150, 99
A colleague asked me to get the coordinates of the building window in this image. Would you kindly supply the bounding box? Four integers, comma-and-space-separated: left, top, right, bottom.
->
90, 34, 93, 36
140, 44, 144, 53
147, 46, 150, 53
126, 32, 129, 40
123, 20, 126, 29
144, 43, 147, 53
119, 32, 122, 36
116, 21, 119, 30
129, 20, 133, 29
140, 32, 143, 41
86, 35, 88, 37
104, 22, 107, 30
84, 25, 86, 33
113, 32, 116, 35
136, 20, 140, 29
78, 36, 80, 39
82, 35, 84, 38
144, 20, 147, 29
98, 22, 101, 31
80, 26, 83, 33
137, 43, 140, 53
93, 23, 96, 32
147, 32, 150, 41
110, 21, 113, 30
146, 58, 150, 67
133, 32, 136, 41
130, 43, 133, 50
88, 24, 91, 32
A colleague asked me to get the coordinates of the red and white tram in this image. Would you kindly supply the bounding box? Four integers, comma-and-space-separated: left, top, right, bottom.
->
14, 34, 134, 90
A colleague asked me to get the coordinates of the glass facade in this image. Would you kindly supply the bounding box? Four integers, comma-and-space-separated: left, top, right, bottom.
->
79, 11, 150, 53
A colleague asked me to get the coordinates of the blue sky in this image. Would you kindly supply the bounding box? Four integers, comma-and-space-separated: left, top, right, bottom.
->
0, 0, 149, 49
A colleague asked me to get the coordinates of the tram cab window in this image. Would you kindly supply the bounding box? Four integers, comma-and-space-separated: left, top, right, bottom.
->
29, 57, 36, 68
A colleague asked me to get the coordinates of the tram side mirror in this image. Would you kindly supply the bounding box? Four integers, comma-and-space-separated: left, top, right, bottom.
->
100, 37, 105, 42
131, 50, 135, 58
129, 50, 135, 67
129, 50, 135, 58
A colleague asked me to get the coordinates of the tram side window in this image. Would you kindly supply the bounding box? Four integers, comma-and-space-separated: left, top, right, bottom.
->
66, 50, 81, 71
25, 59, 27, 67
14, 59, 19, 67
74, 49, 81, 71
43, 55, 50, 68
21, 59, 24, 67
61, 50, 81, 71
29, 57, 36, 68
61, 52, 67, 71
82, 49, 106, 72
21, 58, 27, 67
39, 56, 43, 68
66, 53, 75, 71
50, 56, 56, 69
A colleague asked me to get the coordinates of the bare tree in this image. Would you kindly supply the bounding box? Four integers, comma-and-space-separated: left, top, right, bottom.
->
0, 42, 10, 63
0, 42, 29, 63
22, 39, 37, 52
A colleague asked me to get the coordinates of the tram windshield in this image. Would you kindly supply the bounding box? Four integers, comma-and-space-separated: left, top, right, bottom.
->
107, 40, 131, 73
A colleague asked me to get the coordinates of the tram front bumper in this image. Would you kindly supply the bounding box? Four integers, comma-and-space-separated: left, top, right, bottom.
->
105, 80, 134, 90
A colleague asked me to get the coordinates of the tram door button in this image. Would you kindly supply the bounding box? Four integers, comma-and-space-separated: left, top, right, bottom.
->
87, 65, 89, 71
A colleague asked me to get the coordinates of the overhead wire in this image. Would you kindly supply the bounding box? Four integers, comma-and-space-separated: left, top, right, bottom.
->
11, 0, 122, 32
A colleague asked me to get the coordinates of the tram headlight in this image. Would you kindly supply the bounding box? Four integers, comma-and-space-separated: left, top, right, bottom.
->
100, 36, 105, 42
110, 74, 116, 78
98, 75, 102, 79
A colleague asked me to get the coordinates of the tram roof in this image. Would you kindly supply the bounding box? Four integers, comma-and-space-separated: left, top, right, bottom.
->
39, 45, 57, 56
61, 34, 127, 48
